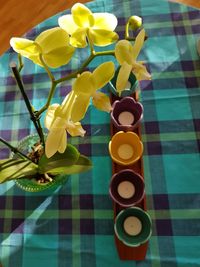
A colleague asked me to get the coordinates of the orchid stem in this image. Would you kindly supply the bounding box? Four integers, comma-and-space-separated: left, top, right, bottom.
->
18, 54, 24, 72
39, 54, 55, 82
10, 62, 45, 146
55, 50, 115, 84
35, 81, 57, 117
35, 49, 115, 116
125, 20, 130, 39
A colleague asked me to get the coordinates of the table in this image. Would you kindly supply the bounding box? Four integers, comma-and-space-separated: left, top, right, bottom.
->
0, 0, 200, 266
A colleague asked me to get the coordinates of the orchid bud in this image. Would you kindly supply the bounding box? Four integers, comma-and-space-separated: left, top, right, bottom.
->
129, 16, 142, 31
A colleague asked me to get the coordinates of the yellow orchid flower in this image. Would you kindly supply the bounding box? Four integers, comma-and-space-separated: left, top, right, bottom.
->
44, 99, 85, 158
71, 61, 115, 122
115, 29, 151, 94
10, 27, 75, 68
58, 3, 119, 48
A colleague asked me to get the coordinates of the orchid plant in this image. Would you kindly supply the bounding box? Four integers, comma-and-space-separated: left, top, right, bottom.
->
0, 3, 151, 185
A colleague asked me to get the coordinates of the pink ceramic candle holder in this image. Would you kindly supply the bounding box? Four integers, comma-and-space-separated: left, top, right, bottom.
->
111, 97, 143, 132
109, 169, 145, 207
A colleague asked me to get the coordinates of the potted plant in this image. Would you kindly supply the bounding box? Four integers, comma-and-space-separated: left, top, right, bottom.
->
0, 3, 151, 191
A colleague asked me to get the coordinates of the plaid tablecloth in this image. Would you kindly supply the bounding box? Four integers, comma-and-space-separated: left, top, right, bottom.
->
0, 0, 200, 266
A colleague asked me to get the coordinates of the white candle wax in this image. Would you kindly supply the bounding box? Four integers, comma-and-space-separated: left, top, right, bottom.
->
117, 181, 135, 199
123, 216, 142, 236
118, 111, 134, 125
117, 144, 133, 160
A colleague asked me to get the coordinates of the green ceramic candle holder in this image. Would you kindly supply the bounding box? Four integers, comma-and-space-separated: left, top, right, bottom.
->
114, 207, 152, 247
108, 67, 138, 97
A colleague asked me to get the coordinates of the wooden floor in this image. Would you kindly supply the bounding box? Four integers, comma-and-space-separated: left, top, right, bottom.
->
0, 0, 199, 56
170, 0, 200, 9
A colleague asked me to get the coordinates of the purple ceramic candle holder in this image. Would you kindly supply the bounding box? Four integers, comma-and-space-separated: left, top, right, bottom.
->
109, 169, 145, 207
111, 97, 143, 132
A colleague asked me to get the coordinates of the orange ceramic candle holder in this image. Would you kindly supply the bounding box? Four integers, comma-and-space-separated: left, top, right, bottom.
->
109, 131, 143, 166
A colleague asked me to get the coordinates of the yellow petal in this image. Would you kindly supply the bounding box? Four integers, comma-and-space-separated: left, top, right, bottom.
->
93, 13, 118, 31
44, 103, 60, 129
45, 128, 67, 158
115, 39, 133, 65
58, 130, 67, 154
36, 27, 68, 52
70, 94, 90, 122
92, 61, 115, 90
67, 121, 86, 137
26, 54, 43, 66
73, 72, 94, 95
116, 62, 132, 93
43, 45, 75, 68
10, 38, 39, 55
70, 28, 87, 48
132, 28, 145, 61
90, 29, 118, 46
92, 92, 112, 112
35, 27, 75, 68
58, 14, 78, 34
72, 3, 94, 28
132, 61, 151, 81
10, 38, 41, 65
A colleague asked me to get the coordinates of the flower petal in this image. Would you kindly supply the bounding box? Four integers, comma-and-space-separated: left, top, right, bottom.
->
36, 27, 69, 53
73, 72, 94, 95
72, 3, 94, 28
90, 29, 118, 46
93, 13, 118, 31
70, 28, 87, 48
10, 38, 39, 55
132, 61, 151, 81
45, 117, 67, 158
35, 27, 75, 68
67, 121, 86, 137
115, 39, 133, 65
45, 128, 67, 158
58, 130, 67, 154
43, 45, 75, 68
44, 103, 60, 129
92, 92, 112, 112
71, 94, 90, 122
116, 62, 132, 94
58, 14, 78, 34
132, 28, 145, 61
10, 38, 41, 65
92, 61, 115, 90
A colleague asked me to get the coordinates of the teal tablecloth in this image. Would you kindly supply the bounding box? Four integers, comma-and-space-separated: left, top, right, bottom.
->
0, 0, 200, 266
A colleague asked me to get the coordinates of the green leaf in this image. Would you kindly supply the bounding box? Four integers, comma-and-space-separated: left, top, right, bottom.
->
38, 144, 80, 174
47, 154, 92, 175
0, 158, 38, 184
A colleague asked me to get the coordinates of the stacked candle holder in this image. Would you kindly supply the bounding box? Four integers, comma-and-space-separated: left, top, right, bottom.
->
108, 75, 152, 261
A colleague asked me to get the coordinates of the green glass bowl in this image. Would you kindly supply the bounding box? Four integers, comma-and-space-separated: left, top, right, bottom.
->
108, 67, 138, 97
12, 134, 68, 192
15, 174, 68, 193
114, 207, 152, 247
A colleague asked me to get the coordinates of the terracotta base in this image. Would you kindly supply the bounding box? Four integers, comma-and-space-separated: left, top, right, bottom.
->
110, 92, 148, 261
